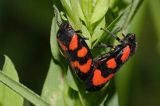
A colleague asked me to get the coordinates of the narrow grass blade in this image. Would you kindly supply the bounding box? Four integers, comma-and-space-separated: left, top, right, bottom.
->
0, 55, 23, 106
0, 55, 49, 106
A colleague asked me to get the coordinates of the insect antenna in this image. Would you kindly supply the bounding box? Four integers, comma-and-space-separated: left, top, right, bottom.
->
100, 28, 123, 43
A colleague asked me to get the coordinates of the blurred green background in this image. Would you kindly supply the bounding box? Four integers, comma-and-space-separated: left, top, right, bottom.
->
0, 0, 160, 106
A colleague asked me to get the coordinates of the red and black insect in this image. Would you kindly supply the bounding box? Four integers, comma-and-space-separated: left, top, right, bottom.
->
56, 22, 93, 81
56, 20, 137, 91
85, 28, 137, 91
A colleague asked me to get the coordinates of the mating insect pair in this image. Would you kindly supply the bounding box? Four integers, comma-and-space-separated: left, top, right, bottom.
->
56, 22, 137, 91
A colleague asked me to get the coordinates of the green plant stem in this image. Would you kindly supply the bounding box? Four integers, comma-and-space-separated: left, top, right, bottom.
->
0, 71, 49, 106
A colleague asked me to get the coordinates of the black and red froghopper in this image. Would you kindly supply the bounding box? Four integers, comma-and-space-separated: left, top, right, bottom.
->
56, 22, 93, 81
86, 30, 137, 91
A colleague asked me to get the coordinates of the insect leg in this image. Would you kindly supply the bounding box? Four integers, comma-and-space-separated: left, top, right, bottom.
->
93, 43, 115, 62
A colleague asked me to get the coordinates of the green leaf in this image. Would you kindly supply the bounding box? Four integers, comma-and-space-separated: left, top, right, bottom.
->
122, 0, 144, 31
0, 55, 48, 106
81, 25, 92, 48
0, 55, 24, 106
92, 6, 127, 46
105, 93, 119, 106
115, 60, 133, 106
60, 0, 81, 30
50, 17, 61, 61
77, 2, 86, 23
78, 82, 110, 106
90, 0, 110, 24
60, 0, 72, 18
91, 17, 106, 43
99, 79, 116, 106
94, 0, 143, 46
53, 5, 62, 25
70, 0, 82, 29
81, 0, 93, 22
62, 0, 72, 9
66, 67, 78, 91
41, 60, 81, 105
41, 59, 65, 106
149, 0, 160, 54
64, 83, 82, 106
80, 0, 93, 33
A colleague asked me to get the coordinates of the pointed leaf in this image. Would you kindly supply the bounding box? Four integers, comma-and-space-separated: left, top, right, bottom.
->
77, 2, 86, 22
92, 17, 106, 42
63, 83, 82, 106
81, 0, 93, 21
41, 59, 65, 106
0, 55, 23, 106
66, 67, 78, 91
60, 0, 81, 30
105, 93, 119, 106
90, 0, 110, 24
94, 0, 143, 45
81, 25, 92, 48
50, 17, 61, 61
78, 82, 110, 106
70, 0, 82, 29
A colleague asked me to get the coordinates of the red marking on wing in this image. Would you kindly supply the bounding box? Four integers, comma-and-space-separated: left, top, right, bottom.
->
77, 47, 88, 58
121, 45, 131, 62
57, 39, 68, 51
92, 69, 114, 86
106, 58, 117, 69
69, 34, 78, 50
72, 59, 92, 73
